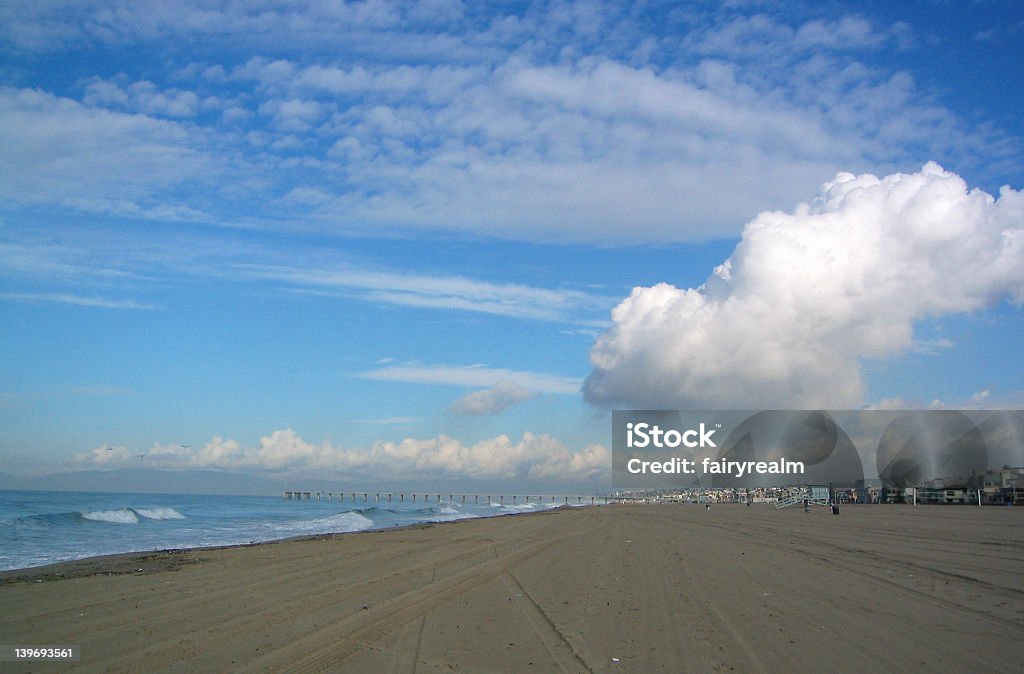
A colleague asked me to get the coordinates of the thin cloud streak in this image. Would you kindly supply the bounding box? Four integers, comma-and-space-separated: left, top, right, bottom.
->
359, 364, 582, 395
0, 292, 157, 310
450, 381, 538, 416
0, 227, 610, 323
242, 263, 612, 322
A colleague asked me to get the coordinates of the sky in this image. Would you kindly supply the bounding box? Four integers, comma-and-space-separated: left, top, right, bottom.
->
1, 0, 1022, 493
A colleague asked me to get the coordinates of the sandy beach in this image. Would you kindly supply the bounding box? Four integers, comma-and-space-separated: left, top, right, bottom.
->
1, 503, 1022, 673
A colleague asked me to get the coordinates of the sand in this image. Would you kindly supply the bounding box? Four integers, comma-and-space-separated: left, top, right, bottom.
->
1, 503, 1022, 673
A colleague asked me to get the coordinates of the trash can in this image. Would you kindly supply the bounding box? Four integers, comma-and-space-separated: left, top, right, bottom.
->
831, 504, 840, 515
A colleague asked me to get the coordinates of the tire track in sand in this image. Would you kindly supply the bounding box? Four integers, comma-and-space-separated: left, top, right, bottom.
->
249, 519, 599, 673
503, 571, 593, 673
637, 511, 773, 672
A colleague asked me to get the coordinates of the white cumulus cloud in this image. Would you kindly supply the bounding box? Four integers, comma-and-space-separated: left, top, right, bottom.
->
73, 429, 610, 483
584, 163, 1024, 409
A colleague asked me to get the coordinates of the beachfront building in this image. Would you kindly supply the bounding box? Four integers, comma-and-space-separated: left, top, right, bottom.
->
967, 467, 1024, 504
829, 482, 858, 504
610, 485, 807, 504
903, 468, 1024, 505
881, 484, 910, 503
856, 479, 883, 503
914, 481, 971, 504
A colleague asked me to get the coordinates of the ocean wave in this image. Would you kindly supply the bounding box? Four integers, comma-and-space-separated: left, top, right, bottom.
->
79, 507, 187, 524
423, 506, 479, 522
275, 511, 375, 535
0, 490, 599, 572
81, 508, 140, 524
492, 502, 562, 514
351, 506, 410, 516
3, 511, 82, 528
133, 507, 186, 520
490, 502, 538, 511
502, 504, 540, 512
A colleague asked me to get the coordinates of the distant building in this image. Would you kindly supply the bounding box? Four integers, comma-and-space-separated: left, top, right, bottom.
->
828, 481, 857, 503
968, 467, 1024, 505
880, 484, 908, 503
915, 484, 970, 504
856, 479, 882, 504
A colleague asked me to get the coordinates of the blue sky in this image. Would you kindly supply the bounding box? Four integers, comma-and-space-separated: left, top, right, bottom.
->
1, 0, 1022, 492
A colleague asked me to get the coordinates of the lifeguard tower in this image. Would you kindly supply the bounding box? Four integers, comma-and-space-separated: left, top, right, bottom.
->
775, 485, 831, 509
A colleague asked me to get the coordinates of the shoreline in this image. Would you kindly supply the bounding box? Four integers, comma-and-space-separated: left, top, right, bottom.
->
0, 505, 573, 583
2, 503, 1021, 672
0, 500, 1011, 581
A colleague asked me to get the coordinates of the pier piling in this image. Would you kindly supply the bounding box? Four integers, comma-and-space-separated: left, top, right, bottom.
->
283, 490, 611, 506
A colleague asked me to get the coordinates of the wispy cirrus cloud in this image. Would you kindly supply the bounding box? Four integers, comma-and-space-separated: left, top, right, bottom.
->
0, 226, 610, 322
909, 338, 956, 356
359, 363, 581, 395
243, 264, 611, 322
450, 381, 538, 416
0, 292, 156, 310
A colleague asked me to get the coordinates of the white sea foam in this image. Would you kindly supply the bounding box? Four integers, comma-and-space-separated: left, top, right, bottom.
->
497, 503, 542, 512
428, 508, 480, 522
81, 508, 139, 524
279, 511, 375, 534
134, 507, 186, 520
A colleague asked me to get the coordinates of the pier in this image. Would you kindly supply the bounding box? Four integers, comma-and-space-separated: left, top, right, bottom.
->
282, 491, 610, 504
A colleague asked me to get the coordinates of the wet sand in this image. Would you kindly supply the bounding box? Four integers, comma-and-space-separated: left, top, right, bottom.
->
1, 503, 1022, 672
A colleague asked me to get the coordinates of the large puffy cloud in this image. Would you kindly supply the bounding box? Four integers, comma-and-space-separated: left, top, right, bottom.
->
73, 429, 610, 483
584, 163, 1024, 409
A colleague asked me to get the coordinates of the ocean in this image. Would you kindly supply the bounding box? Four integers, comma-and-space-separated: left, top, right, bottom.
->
0, 490, 565, 571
